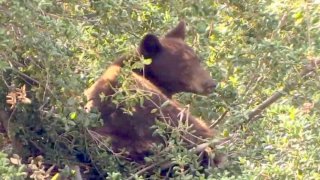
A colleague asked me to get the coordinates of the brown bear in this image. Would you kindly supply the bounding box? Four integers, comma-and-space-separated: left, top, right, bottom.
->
84, 21, 217, 160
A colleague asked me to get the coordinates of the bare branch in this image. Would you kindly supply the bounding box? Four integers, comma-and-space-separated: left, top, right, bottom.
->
210, 110, 228, 128
247, 91, 283, 120
246, 58, 320, 122
127, 159, 169, 180
127, 141, 220, 180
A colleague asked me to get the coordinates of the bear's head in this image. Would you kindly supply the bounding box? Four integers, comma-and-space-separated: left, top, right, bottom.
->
139, 21, 217, 97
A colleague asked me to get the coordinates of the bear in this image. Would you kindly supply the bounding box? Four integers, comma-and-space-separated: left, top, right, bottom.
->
84, 21, 217, 161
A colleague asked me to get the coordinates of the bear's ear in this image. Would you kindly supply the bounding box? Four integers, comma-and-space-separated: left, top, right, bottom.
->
165, 20, 186, 40
139, 34, 162, 58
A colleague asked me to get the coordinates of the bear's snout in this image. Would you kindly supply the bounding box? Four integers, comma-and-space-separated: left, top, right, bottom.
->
202, 79, 217, 94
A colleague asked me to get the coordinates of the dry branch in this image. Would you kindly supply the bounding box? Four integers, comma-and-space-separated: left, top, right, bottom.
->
247, 59, 320, 121
210, 110, 228, 128
127, 159, 169, 180
247, 91, 284, 120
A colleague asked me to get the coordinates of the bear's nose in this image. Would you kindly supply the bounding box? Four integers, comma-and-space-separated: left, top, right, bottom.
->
203, 80, 217, 93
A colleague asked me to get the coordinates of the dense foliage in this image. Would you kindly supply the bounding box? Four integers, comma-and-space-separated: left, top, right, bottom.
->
0, 0, 319, 179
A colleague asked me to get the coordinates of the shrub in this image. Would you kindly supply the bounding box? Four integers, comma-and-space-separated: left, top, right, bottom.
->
0, 0, 319, 179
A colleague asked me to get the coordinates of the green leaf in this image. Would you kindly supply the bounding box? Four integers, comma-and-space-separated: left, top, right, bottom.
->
160, 100, 171, 108
69, 112, 77, 120
142, 58, 152, 65
150, 108, 158, 113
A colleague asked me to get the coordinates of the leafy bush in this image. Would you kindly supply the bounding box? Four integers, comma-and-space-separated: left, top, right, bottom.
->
0, 0, 319, 179
0, 152, 26, 179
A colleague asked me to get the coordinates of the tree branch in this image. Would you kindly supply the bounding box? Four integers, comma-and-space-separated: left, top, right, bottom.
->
210, 110, 228, 128
247, 58, 320, 121
127, 159, 169, 180
247, 91, 284, 120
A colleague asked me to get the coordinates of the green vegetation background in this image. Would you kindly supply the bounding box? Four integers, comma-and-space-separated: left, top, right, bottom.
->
0, 0, 319, 179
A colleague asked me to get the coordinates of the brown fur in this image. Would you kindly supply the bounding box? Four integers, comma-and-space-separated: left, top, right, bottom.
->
85, 21, 217, 159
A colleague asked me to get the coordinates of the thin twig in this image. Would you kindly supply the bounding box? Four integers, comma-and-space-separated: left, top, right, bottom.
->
11, 68, 40, 85
6, 107, 16, 140
7, 60, 58, 99
127, 159, 169, 180
125, 133, 222, 179
210, 110, 228, 128
1, 74, 10, 88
